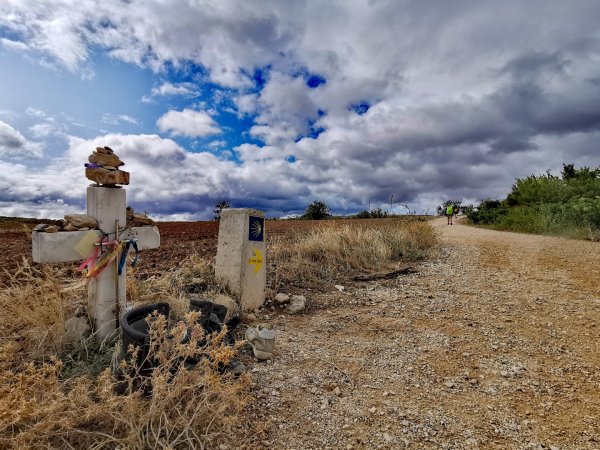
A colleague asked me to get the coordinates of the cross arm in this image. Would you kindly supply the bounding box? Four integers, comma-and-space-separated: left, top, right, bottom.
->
32, 226, 160, 264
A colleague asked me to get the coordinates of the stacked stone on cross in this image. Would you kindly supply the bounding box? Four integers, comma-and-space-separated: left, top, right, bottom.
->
33, 210, 156, 233
126, 206, 155, 227
85, 146, 130, 186
33, 214, 98, 233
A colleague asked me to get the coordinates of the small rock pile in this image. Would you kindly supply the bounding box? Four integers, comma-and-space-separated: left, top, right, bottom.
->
126, 206, 155, 227
272, 292, 307, 315
33, 214, 98, 233
85, 146, 130, 186
33, 210, 155, 233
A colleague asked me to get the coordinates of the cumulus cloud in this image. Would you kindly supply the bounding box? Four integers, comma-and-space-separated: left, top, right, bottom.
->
156, 109, 221, 137
208, 140, 227, 149
0, 133, 308, 219
0, 0, 300, 84
0, 121, 43, 159
247, 72, 322, 144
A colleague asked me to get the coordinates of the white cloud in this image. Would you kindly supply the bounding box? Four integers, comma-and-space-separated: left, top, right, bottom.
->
156, 109, 221, 137
0, 121, 43, 158
141, 81, 200, 103
0, 199, 82, 219
234, 94, 258, 116
0, 133, 308, 219
25, 107, 48, 119
208, 140, 227, 149
0, 0, 299, 85
153, 81, 198, 97
0, 38, 29, 52
29, 122, 59, 139
23, 108, 70, 139
101, 114, 139, 126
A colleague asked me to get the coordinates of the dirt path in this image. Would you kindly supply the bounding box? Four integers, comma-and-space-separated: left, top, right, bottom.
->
244, 218, 600, 449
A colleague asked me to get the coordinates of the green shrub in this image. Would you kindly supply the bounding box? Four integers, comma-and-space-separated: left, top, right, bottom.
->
354, 208, 389, 219
467, 164, 600, 240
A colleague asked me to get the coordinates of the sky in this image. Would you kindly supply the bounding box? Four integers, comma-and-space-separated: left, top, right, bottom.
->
1, 0, 599, 220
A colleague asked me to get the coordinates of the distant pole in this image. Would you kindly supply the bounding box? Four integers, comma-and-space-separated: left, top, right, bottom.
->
368, 201, 371, 212
390, 194, 393, 212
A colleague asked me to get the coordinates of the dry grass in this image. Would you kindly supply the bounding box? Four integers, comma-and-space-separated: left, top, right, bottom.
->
0, 309, 249, 449
0, 258, 248, 449
267, 220, 437, 294
0, 259, 86, 360
127, 254, 229, 318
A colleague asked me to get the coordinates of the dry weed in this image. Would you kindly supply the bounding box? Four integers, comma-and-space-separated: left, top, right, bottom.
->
0, 313, 249, 449
0, 256, 249, 449
127, 254, 228, 319
268, 220, 437, 293
0, 259, 86, 359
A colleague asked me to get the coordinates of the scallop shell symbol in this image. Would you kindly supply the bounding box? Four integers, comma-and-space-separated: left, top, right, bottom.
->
251, 220, 262, 238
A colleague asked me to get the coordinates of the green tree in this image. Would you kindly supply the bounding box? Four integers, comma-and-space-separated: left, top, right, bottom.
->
562, 163, 599, 181
369, 207, 389, 218
302, 200, 331, 220
466, 164, 600, 238
355, 210, 371, 219
213, 200, 230, 221
465, 198, 507, 224
354, 208, 389, 219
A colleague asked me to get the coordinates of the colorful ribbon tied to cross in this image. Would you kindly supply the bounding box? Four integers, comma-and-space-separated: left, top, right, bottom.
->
78, 238, 126, 279
118, 239, 139, 275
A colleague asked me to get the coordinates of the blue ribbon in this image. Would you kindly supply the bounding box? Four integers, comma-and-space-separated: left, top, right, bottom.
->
118, 240, 139, 275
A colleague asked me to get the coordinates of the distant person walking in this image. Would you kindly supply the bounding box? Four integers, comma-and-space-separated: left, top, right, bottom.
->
446, 204, 454, 225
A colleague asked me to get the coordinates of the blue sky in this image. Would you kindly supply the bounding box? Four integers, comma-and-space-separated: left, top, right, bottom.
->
1, 0, 600, 220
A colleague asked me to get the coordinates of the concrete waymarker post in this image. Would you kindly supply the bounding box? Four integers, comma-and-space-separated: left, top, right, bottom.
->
32, 185, 160, 340
215, 209, 266, 311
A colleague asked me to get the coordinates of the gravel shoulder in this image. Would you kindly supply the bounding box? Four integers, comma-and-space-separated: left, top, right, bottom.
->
243, 218, 600, 449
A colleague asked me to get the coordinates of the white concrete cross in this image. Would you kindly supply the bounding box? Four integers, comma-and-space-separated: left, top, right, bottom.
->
32, 185, 160, 340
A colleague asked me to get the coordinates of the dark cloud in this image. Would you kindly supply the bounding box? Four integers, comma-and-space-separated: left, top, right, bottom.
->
499, 51, 569, 79
490, 137, 538, 154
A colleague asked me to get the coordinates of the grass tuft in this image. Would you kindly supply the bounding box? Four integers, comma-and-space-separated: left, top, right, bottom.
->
268, 220, 436, 293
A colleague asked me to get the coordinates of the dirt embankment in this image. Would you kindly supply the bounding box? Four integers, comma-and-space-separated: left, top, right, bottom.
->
243, 218, 600, 449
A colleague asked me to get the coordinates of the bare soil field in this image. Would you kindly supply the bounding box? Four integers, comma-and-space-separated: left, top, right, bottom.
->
1, 217, 598, 448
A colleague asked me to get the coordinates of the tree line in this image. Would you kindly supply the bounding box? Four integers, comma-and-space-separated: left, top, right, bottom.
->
212, 200, 407, 221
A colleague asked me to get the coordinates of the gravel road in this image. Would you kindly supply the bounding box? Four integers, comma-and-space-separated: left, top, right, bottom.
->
242, 218, 600, 449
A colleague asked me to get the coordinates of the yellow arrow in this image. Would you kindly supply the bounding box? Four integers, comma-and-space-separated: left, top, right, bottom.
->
248, 248, 263, 273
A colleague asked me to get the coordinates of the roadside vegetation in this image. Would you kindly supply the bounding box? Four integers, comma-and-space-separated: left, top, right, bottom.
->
268, 219, 436, 294
465, 164, 600, 240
